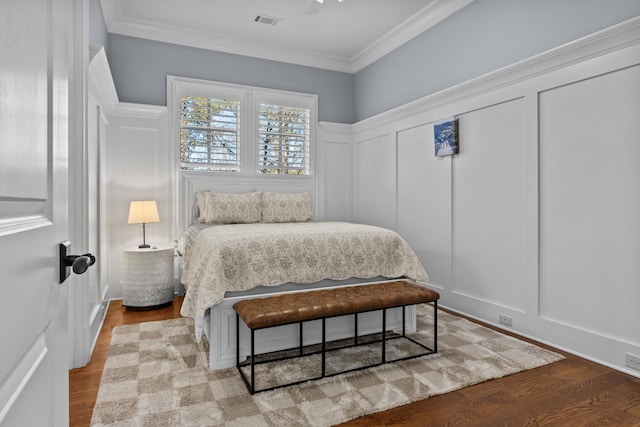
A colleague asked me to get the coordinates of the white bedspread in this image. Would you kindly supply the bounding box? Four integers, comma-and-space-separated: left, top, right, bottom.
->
179, 221, 429, 338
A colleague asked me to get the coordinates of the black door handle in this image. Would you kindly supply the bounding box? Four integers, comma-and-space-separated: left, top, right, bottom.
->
59, 241, 96, 283
66, 253, 96, 274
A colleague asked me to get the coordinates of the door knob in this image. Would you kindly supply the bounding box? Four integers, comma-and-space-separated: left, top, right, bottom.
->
66, 253, 96, 274
59, 241, 96, 283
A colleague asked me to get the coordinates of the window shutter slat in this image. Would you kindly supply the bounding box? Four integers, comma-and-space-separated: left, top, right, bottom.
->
258, 103, 310, 175
180, 95, 240, 171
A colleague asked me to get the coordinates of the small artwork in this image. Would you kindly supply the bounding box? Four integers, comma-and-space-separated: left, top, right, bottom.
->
434, 117, 458, 157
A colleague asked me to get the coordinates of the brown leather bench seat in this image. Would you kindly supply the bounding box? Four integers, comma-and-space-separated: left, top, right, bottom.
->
233, 280, 439, 394
234, 280, 440, 329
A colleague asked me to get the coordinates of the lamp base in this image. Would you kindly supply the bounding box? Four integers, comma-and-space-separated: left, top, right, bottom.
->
138, 244, 151, 249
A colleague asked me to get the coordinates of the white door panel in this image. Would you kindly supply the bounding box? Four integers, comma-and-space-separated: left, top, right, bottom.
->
0, 0, 78, 425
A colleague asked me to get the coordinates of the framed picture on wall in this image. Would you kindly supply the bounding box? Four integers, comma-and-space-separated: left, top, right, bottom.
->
434, 117, 458, 157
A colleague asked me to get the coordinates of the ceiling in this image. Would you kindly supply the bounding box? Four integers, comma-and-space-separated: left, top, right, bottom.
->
100, 0, 473, 73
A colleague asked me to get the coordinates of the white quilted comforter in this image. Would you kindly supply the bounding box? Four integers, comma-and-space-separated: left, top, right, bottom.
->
179, 221, 429, 338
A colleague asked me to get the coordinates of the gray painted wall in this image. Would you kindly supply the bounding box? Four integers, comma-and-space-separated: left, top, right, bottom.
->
99, 0, 639, 124
106, 34, 356, 123
355, 0, 640, 121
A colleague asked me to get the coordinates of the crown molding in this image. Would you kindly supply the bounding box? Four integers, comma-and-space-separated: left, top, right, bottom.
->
351, 0, 474, 72
106, 17, 355, 73
353, 16, 640, 132
101, 0, 472, 74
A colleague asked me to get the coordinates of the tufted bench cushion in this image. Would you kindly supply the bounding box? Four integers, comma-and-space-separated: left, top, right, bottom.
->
233, 280, 440, 330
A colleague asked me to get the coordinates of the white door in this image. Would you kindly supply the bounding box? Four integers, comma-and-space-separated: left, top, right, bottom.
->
0, 0, 79, 425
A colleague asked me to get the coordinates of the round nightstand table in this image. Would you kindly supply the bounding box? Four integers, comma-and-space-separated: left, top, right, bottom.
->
121, 246, 175, 310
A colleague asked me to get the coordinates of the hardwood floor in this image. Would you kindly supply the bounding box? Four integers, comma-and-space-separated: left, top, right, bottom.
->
69, 297, 640, 426
69, 297, 184, 427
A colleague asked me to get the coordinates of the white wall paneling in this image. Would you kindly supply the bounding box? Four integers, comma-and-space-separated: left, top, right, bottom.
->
107, 107, 170, 299
451, 99, 527, 312
539, 64, 640, 344
353, 132, 396, 230
66, 47, 114, 369
352, 18, 640, 377
317, 122, 353, 222
396, 124, 451, 289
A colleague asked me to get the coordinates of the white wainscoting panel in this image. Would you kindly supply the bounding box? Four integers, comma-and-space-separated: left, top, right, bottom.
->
354, 134, 396, 229
107, 108, 170, 298
397, 124, 452, 288
451, 99, 527, 312
352, 19, 640, 376
318, 122, 352, 222
319, 140, 350, 221
539, 64, 640, 344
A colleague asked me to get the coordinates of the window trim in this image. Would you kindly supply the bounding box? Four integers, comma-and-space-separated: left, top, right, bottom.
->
168, 76, 317, 177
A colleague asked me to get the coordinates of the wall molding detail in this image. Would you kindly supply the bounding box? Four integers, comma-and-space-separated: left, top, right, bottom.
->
353, 16, 640, 134
351, 18, 640, 377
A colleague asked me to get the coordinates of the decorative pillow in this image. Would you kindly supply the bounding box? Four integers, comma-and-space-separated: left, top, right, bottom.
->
198, 191, 262, 224
195, 190, 212, 223
261, 192, 312, 223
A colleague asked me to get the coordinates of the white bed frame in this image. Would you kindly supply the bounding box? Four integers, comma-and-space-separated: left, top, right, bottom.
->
177, 172, 417, 370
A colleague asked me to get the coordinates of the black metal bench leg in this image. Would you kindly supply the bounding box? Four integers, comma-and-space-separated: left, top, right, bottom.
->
354, 313, 358, 345
250, 328, 255, 394
402, 305, 406, 337
236, 313, 240, 368
382, 308, 386, 364
299, 321, 303, 356
321, 318, 326, 377
434, 301, 438, 353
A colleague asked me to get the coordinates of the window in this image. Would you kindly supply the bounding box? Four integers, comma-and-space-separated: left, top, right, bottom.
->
180, 96, 240, 171
171, 77, 316, 176
258, 103, 310, 175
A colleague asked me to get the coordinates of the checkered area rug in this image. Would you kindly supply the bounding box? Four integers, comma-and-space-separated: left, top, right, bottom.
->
91, 307, 563, 426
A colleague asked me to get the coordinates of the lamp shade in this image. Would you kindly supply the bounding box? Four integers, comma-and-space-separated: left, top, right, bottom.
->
128, 201, 160, 224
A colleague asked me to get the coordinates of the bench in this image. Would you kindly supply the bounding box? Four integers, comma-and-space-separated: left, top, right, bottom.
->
233, 280, 440, 394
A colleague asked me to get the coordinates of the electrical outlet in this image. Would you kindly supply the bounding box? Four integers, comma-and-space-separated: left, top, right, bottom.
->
625, 353, 640, 371
498, 314, 512, 327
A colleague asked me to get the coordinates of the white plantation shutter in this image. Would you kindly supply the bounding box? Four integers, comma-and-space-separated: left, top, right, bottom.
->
180, 95, 240, 171
258, 103, 310, 175
171, 78, 316, 175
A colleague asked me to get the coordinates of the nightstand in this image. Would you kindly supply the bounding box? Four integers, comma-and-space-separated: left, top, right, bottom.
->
121, 246, 175, 310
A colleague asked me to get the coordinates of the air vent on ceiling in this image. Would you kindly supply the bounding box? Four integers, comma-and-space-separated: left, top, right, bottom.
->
254, 14, 280, 26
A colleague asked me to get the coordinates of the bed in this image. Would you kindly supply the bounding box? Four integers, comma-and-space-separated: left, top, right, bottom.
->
178, 185, 429, 370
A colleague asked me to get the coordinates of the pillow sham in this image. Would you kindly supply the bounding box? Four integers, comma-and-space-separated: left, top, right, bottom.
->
195, 190, 212, 223
197, 190, 262, 224
261, 191, 312, 223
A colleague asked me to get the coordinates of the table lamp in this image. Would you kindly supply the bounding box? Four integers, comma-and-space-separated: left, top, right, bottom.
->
128, 201, 160, 248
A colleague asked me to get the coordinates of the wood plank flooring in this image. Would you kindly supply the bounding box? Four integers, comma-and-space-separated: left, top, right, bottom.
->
69, 297, 640, 426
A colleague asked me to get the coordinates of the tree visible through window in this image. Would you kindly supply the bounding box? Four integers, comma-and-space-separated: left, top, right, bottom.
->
180, 95, 240, 171
258, 103, 310, 175
172, 77, 316, 175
